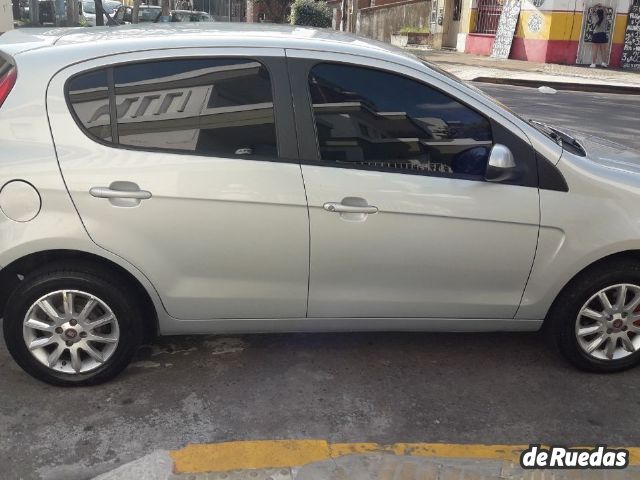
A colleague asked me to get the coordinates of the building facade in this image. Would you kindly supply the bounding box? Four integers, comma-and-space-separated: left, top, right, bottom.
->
1, 0, 14, 32
459, 0, 634, 66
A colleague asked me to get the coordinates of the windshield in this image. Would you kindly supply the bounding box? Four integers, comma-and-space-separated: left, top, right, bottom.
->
420, 59, 585, 155
420, 59, 525, 119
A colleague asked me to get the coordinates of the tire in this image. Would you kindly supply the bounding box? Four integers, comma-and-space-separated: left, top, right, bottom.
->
547, 258, 640, 373
3, 262, 143, 386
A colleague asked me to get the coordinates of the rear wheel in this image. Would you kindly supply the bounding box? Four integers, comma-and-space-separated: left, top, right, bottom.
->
548, 259, 640, 372
3, 264, 142, 386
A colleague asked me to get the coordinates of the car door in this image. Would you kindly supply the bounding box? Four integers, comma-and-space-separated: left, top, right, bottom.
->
288, 50, 540, 320
47, 48, 309, 321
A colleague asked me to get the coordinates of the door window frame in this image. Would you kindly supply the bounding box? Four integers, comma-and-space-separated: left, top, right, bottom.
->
63, 48, 299, 164
286, 51, 542, 189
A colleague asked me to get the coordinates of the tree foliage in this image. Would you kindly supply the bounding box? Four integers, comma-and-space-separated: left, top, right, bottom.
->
290, 0, 331, 27
250, 0, 292, 23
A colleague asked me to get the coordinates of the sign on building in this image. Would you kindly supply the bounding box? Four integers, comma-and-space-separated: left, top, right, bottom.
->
622, 4, 640, 70
490, 0, 522, 59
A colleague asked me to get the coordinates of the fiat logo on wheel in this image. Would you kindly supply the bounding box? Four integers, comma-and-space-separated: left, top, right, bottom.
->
64, 329, 78, 339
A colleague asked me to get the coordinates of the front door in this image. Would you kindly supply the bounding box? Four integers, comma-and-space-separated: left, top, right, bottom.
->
47, 48, 309, 320
288, 53, 540, 320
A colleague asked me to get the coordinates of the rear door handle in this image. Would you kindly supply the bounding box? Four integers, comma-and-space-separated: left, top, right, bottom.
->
323, 202, 378, 214
90, 187, 152, 200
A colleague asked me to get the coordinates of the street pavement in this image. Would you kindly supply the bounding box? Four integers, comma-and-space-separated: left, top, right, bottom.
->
477, 84, 640, 151
1, 85, 640, 480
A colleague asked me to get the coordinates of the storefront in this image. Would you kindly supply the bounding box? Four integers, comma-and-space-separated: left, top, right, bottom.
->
455, 0, 634, 66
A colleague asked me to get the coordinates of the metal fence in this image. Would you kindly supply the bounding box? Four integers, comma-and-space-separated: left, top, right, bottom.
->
474, 0, 503, 34
192, 0, 245, 20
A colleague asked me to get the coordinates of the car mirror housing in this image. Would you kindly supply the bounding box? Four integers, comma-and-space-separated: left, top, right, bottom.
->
485, 144, 517, 182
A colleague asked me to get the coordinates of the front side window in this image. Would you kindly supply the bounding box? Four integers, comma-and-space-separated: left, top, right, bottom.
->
67, 58, 277, 158
308, 63, 492, 178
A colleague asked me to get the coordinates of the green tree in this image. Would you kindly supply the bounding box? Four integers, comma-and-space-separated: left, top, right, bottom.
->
290, 0, 331, 27
250, 0, 292, 23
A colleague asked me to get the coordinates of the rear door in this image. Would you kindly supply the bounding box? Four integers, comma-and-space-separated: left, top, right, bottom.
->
47, 48, 309, 321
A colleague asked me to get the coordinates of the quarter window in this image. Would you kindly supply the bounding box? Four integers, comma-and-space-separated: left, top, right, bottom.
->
67, 69, 112, 142
67, 58, 278, 158
308, 63, 492, 178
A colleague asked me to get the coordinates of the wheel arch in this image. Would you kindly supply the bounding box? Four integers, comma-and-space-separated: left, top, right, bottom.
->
0, 249, 159, 341
544, 249, 640, 323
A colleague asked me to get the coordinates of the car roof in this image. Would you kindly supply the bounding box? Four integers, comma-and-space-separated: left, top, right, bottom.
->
0, 23, 424, 70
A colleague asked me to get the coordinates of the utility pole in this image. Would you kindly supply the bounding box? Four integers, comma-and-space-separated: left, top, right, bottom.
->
94, 0, 104, 25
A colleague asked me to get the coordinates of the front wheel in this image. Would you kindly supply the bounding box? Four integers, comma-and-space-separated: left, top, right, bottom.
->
547, 259, 640, 372
3, 265, 142, 386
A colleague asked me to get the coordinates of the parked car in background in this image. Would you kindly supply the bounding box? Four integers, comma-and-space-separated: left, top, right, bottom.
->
2, 24, 640, 387
81, 0, 122, 26
122, 4, 161, 22
171, 10, 214, 22
123, 6, 214, 23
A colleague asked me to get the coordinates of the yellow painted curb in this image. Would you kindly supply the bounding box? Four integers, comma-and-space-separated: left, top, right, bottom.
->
170, 440, 640, 474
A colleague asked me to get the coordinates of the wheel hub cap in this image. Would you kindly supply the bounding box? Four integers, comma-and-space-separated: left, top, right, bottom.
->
22, 290, 120, 374
64, 328, 79, 340
576, 283, 640, 361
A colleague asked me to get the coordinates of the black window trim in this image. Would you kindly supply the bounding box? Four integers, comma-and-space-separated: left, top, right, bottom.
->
64, 54, 299, 165
289, 57, 566, 191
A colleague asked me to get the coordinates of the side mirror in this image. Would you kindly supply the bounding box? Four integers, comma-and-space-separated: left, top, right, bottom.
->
485, 144, 516, 182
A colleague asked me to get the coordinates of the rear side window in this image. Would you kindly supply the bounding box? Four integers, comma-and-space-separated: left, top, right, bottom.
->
66, 58, 278, 158
308, 63, 492, 178
67, 70, 112, 141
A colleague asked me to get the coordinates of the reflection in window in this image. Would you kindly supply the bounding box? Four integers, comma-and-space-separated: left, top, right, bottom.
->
309, 64, 492, 178
113, 58, 277, 157
68, 70, 112, 142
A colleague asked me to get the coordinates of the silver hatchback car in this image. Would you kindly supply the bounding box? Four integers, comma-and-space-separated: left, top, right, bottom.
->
2, 24, 640, 386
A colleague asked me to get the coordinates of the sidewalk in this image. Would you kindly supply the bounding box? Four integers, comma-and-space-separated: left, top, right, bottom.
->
93, 440, 640, 480
409, 48, 640, 93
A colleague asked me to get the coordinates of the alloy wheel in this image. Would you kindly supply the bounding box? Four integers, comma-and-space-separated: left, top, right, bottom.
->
576, 284, 640, 361
22, 290, 120, 374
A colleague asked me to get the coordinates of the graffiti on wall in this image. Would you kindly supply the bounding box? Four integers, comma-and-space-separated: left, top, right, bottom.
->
490, 0, 522, 58
622, 4, 640, 70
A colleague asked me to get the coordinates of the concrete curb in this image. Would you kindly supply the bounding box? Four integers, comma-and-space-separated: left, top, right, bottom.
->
93, 451, 640, 480
91, 441, 640, 480
472, 76, 640, 95
406, 48, 640, 94
92, 451, 174, 480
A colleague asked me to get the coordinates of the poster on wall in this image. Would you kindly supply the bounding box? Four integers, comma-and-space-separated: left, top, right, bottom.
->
576, 3, 615, 64
490, 0, 523, 59
582, 5, 614, 43
622, 4, 640, 70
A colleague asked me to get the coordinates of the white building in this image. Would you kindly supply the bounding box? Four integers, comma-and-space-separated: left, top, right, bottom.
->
0, 0, 14, 33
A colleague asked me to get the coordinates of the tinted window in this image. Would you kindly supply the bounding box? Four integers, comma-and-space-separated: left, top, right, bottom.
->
67, 69, 112, 142
309, 64, 492, 178
113, 58, 277, 157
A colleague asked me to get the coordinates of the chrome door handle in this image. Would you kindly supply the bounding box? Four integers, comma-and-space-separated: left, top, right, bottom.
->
90, 187, 152, 200
323, 202, 378, 214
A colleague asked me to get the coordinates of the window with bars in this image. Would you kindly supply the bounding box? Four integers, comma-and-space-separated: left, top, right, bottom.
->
474, 0, 503, 34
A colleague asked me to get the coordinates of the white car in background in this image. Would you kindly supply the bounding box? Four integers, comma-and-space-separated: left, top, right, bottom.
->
81, 0, 122, 25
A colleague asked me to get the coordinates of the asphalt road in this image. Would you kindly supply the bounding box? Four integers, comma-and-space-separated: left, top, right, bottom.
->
477, 83, 640, 151
2, 85, 640, 480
